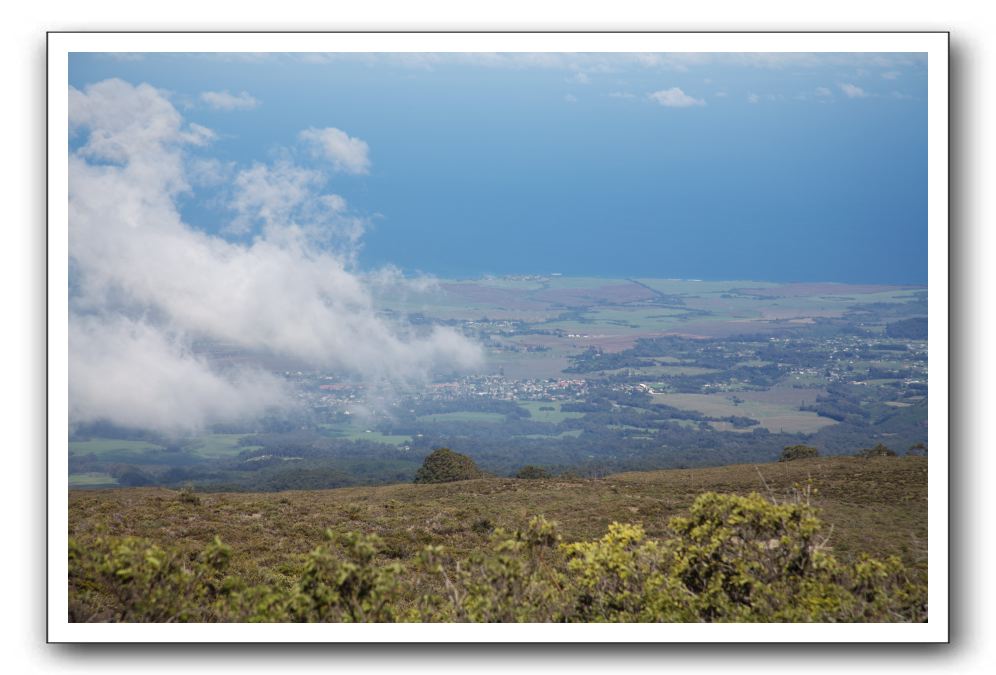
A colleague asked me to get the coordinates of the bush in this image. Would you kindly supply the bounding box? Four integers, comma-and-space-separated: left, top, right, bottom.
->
515, 465, 551, 479
413, 448, 483, 484
177, 485, 200, 505
907, 443, 928, 457
779, 445, 820, 462
858, 443, 897, 458
68, 535, 233, 622
288, 530, 403, 622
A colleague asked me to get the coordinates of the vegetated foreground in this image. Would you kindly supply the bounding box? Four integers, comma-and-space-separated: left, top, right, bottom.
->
69, 456, 927, 622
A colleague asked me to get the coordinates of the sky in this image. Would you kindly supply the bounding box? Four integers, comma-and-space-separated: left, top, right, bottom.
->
67, 52, 928, 432
69, 52, 928, 285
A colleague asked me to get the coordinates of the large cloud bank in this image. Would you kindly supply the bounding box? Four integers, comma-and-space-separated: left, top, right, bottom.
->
68, 79, 482, 433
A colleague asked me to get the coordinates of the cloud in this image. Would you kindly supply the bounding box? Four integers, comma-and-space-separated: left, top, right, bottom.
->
648, 87, 705, 108
881, 71, 901, 80
68, 79, 482, 433
714, 91, 728, 98
608, 91, 636, 99
815, 86, 833, 98
747, 93, 760, 104
839, 83, 868, 98
564, 93, 578, 104
70, 316, 291, 433
200, 89, 260, 111
568, 72, 590, 85
299, 126, 372, 175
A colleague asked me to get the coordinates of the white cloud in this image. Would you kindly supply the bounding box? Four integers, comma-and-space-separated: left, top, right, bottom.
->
608, 91, 636, 99
564, 93, 578, 104
714, 91, 728, 98
815, 86, 833, 98
648, 87, 705, 108
68, 79, 482, 433
881, 71, 901, 80
299, 126, 372, 175
70, 316, 291, 433
199, 89, 260, 111
568, 72, 590, 85
839, 83, 868, 98
227, 161, 326, 232
747, 93, 760, 104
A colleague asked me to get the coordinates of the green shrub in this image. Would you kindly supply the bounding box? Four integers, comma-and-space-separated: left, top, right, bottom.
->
418, 516, 567, 622
515, 465, 551, 479
177, 485, 200, 505
779, 444, 820, 462
288, 530, 403, 622
858, 443, 897, 458
68, 535, 232, 622
413, 448, 483, 484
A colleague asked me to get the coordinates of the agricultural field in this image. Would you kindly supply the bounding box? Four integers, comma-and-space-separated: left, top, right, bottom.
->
652, 392, 837, 434
69, 438, 164, 455
417, 411, 507, 424
516, 400, 585, 424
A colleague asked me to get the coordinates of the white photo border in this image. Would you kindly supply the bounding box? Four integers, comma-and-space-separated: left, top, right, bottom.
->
47, 30, 949, 643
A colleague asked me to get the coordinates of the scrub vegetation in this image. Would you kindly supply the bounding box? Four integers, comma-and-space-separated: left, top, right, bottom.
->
69, 456, 927, 623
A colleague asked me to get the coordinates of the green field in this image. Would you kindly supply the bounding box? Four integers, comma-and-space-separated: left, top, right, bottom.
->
516, 400, 585, 424
417, 411, 507, 424
652, 392, 837, 434
188, 434, 259, 459
68, 472, 118, 487
69, 438, 164, 455
520, 430, 583, 439
320, 424, 412, 446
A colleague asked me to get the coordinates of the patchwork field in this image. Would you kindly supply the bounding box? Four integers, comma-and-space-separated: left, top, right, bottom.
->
652, 392, 837, 434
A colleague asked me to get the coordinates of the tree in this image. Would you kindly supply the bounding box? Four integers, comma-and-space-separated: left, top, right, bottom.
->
413, 448, 483, 484
515, 465, 551, 479
779, 445, 820, 462
858, 443, 897, 458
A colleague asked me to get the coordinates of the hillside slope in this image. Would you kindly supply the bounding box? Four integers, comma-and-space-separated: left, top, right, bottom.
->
69, 456, 928, 591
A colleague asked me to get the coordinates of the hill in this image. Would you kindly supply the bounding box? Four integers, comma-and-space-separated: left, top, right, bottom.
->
69, 456, 927, 621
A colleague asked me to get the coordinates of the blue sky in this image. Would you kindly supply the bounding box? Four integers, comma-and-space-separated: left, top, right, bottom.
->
69, 52, 928, 284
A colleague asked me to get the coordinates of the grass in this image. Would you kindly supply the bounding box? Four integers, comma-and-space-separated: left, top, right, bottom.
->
651, 392, 837, 434
68, 472, 118, 487
519, 430, 583, 439
320, 424, 412, 446
69, 438, 164, 456
416, 412, 507, 424
68, 456, 927, 594
188, 434, 257, 459
516, 400, 585, 424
